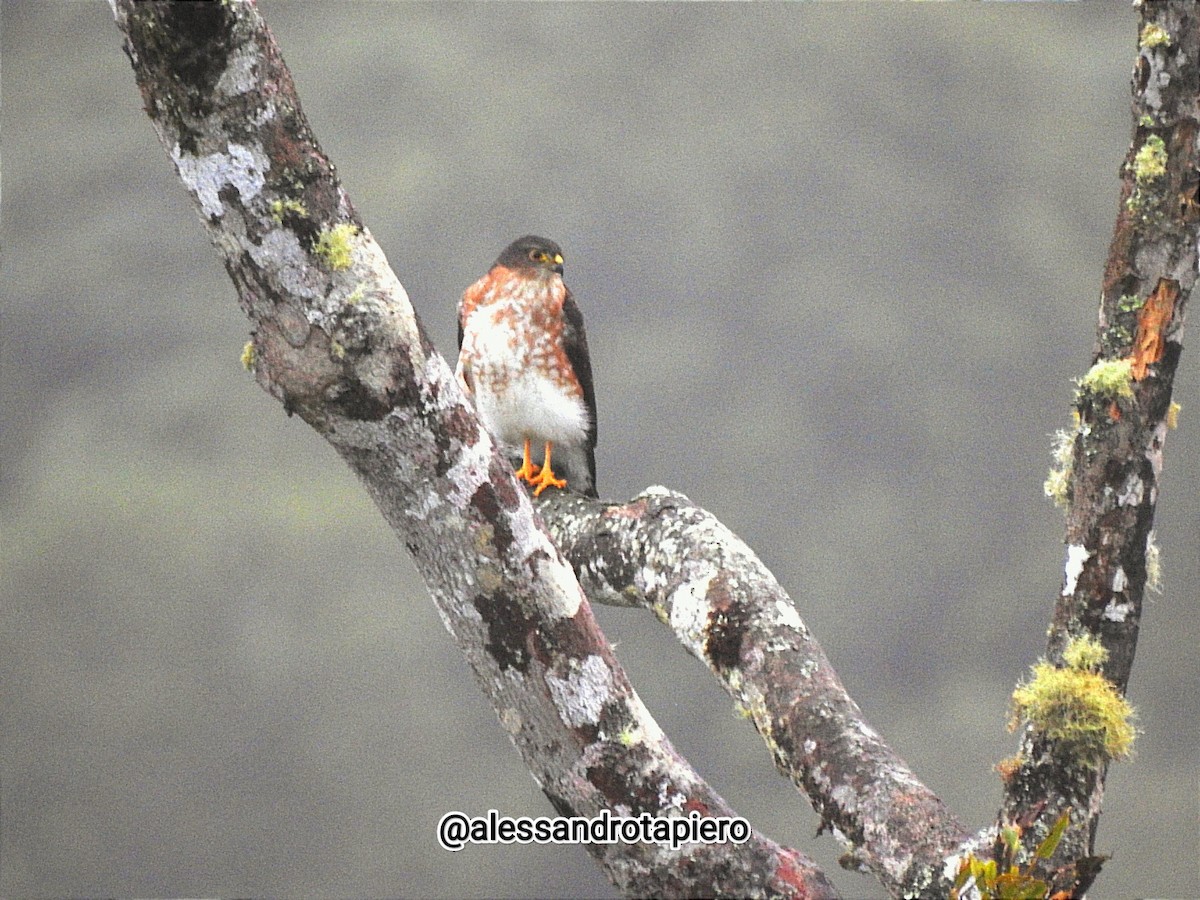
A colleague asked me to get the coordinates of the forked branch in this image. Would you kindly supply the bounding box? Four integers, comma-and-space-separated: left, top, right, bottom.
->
110, 2, 1189, 898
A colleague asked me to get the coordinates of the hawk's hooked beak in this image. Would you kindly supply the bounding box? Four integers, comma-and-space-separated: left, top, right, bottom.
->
551, 253, 564, 275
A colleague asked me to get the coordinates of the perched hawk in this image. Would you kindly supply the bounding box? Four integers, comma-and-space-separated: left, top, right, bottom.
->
456, 235, 598, 498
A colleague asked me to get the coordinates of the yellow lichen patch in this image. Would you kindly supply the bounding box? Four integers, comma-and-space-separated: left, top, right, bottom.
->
1062, 634, 1107, 672
617, 725, 640, 747
1043, 427, 1076, 510
1128, 279, 1178, 380
1010, 643, 1136, 765
240, 340, 257, 372
1078, 358, 1134, 400
313, 222, 359, 271
1131, 135, 1167, 184
1140, 23, 1171, 49
270, 197, 308, 224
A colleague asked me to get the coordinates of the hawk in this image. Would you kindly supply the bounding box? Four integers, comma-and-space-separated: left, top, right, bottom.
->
456, 235, 598, 498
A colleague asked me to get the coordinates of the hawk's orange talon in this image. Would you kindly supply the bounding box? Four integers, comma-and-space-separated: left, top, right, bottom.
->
530, 440, 567, 497
514, 438, 542, 484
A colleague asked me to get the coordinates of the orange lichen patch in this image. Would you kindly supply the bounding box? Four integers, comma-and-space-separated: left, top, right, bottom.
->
1128, 278, 1178, 380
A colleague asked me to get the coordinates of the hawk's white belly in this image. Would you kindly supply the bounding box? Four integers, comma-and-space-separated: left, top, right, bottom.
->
459, 305, 590, 450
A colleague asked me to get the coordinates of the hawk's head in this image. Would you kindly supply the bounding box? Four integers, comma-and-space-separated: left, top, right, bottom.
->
495, 235, 564, 277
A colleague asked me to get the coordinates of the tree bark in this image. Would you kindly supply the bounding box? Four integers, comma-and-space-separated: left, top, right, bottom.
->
109, 1, 1190, 898
997, 3, 1194, 896
109, 1, 837, 896
539, 488, 969, 892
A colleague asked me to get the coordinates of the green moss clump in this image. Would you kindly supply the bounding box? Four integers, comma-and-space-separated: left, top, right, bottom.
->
314, 223, 359, 271
1117, 293, 1145, 314
1078, 358, 1134, 400
1062, 634, 1107, 672
1010, 637, 1136, 765
1126, 136, 1169, 220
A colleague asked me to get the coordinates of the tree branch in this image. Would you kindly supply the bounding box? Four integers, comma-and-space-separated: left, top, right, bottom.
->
538, 488, 970, 896
998, 3, 1195, 896
109, 1, 837, 896
108, 1, 1188, 898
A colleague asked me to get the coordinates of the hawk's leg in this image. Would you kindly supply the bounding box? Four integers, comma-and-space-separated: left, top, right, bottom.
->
514, 438, 542, 484
530, 440, 568, 496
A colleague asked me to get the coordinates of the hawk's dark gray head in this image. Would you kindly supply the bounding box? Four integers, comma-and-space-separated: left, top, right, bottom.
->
495, 235, 564, 276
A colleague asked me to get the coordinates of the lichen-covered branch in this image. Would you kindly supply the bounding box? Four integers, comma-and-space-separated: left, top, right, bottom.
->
109, 1, 1183, 898
997, 4, 1195, 896
108, 1, 836, 896
539, 488, 970, 897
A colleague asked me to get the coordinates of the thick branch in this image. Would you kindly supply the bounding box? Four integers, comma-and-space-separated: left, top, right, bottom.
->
999, 4, 1195, 895
538, 488, 970, 897
109, 1, 836, 896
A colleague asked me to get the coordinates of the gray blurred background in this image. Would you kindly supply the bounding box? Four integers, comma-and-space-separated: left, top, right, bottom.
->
3, 3, 1197, 898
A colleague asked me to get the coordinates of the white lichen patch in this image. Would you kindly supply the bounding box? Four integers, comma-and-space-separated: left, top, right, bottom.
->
1103, 599, 1134, 623
1147, 421, 1168, 480
249, 228, 322, 301
1112, 566, 1128, 594
500, 493, 584, 619
499, 706, 522, 735
640, 485, 677, 500
667, 571, 716, 654
401, 479, 444, 524
1063, 544, 1092, 597
250, 99, 278, 128
656, 781, 688, 816
1117, 473, 1144, 507
172, 142, 267, 218
852, 717, 884, 746
532, 553, 584, 619
830, 783, 858, 816
624, 690, 667, 747
216, 45, 264, 97
442, 446, 491, 508
545, 654, 613, 728
773, 597, 803, 631
1146, 531, 1163, 593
